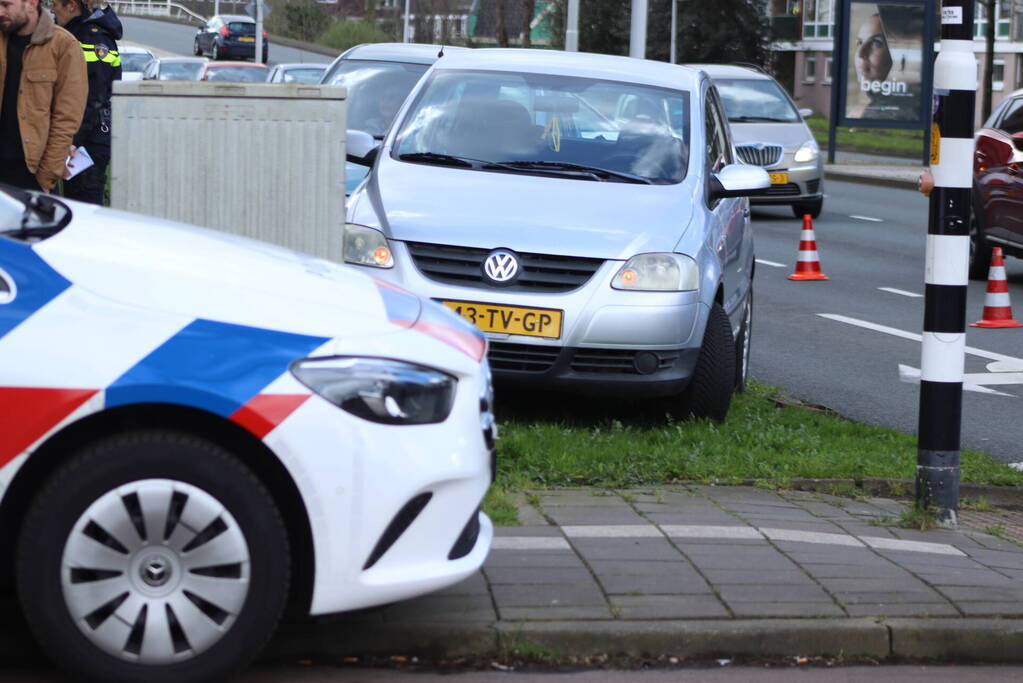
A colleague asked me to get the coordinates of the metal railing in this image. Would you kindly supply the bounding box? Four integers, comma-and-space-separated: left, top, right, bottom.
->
110, 0, 206, 26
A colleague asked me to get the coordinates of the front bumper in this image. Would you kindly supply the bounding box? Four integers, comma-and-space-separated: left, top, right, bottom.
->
369, 241, 707, 394
749, 162, 823, 205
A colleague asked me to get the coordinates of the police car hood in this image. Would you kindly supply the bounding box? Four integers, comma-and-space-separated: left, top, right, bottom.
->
34, 203, 414, 340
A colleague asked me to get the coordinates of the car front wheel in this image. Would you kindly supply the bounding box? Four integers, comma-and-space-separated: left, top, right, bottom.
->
679, 302, 736, 422
16, 431, 290, 683
193, 38, 202, 56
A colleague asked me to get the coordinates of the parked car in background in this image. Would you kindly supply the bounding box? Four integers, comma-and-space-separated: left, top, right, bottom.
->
693, 64, 823, 219
118, 45, 155, 82
194, 14, 268, 62
320, 43, 466, 193
972, 87, 1023, 278
0, 184, 494, 682
202, 61, 269, 82
141, 56, 208, 81
267, 62, 327, 84
346, 49, 770, 421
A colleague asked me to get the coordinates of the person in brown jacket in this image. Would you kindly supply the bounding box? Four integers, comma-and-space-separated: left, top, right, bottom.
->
0, 0, 87, 192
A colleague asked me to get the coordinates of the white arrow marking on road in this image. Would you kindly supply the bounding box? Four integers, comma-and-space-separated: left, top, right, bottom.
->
818, 314, 1023, 396
1009, 462, 1023, 472
850, 215, 883, 222
755, 258, 786, 268
878, 287, 923, 298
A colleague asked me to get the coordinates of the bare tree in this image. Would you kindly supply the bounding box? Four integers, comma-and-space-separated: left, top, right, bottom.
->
496, 0, 509, 47
521, 0, 535, 47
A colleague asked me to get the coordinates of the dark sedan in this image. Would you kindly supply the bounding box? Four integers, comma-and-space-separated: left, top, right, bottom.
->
194, 14, 268, 62
973, 88, 1023, 278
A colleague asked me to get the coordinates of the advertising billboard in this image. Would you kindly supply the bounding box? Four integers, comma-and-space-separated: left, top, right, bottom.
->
837, 0, 933, 127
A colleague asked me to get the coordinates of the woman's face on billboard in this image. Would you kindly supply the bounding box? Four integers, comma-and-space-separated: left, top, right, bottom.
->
856, 14, 892, 83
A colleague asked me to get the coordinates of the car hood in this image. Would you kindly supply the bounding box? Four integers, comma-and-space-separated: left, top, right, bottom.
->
35, 202, 415, 341
728, 122, 813, 149
352, 158, 695, 259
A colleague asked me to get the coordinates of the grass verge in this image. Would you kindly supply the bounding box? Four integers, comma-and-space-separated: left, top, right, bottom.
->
487, 380, 1023, 497
806, 115, 925, 158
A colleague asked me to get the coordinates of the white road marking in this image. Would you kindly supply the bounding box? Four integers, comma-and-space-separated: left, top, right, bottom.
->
850, 215, 883, 222
561, 525, 663, 538
661, 525, 764, 539
755, 258, 786, 268
760, 528, 864, 547
491, 537, 571, 550
878, 287, 923, 298
1009, 462, 1023, 472
898, 364, 1015, 396
861, 536, 966, 557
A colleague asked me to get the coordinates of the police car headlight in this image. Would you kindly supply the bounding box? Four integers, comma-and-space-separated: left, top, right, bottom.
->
793, 140, 819, 163
612, 253, 699, 291
291, 357, 455, 425
344, 223, 393, 268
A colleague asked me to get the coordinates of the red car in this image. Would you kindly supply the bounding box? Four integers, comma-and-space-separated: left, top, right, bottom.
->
973, 88, 1023, 278
201, 61, 269, 83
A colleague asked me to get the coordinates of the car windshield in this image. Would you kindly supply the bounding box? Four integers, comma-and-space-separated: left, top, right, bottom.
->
160, 62, 204, 80
282, 67, 325, 84
121, 53, 153, 72
206, 66, 266, 82
714, 78, 800, 123
393, 69, 690, 184
322, 60, 430, 137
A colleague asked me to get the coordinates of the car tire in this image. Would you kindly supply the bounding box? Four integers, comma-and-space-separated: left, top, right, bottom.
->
681, 302, 736, 422
211, 43, 219, 61
734, 287, 753, 393
792, 197, 823, 219
193, 38, 202, 56
968, 201, 993, 280
16, 430, 290, 683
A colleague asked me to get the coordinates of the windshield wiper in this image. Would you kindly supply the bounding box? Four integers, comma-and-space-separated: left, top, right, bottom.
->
729, 115, 792, 123
490, 160, 654, 185
397, 152, 478, 168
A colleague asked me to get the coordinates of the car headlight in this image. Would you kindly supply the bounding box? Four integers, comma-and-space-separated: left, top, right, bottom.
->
343, 223, 393, 268
793, 140, 819, 163
291, 357, 455, 425
612, 253, 699, 291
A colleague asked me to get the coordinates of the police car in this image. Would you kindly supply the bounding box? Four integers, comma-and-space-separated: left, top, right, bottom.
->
0, 185, 495, 682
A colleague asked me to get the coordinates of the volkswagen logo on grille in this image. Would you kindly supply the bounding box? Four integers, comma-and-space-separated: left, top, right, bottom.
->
483, 250, 520, 285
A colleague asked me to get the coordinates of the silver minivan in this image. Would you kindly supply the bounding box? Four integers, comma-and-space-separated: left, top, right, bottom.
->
693, 64, 824, 218
345, 49, 769, 420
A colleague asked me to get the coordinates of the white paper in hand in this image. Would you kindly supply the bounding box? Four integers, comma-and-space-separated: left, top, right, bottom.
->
65, 147, 94, 180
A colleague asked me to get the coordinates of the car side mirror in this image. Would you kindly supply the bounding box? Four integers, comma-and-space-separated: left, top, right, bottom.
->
798, 107, 813, 118
710, 164, 771, 200
347, 129, 380, 166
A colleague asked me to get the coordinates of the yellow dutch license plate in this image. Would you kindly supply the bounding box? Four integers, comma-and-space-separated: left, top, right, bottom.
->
769, 172, 789, 185
440, 300, 563, 339
240, 36, 255, 42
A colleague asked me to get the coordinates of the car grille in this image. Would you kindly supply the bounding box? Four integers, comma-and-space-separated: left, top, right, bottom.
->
488, 342, 561, 373
735, 144, 784, 167
405, 242, 603, 293
760, 183, 801, 197
571, 348, 679, 374
807, 179, 820, 194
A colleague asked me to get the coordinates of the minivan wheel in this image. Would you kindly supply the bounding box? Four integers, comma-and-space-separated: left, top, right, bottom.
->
792, 197, 823, 219
968, 207, 993, 280
679, 303, 736, 422
734, 288, 753, 393
16, 431, 290, 683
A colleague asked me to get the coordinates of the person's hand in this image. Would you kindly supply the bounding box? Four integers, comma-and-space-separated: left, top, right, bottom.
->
918, 168, 934, 196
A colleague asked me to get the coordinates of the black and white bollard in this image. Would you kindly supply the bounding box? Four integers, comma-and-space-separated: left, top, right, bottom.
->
917, 0, 977, 525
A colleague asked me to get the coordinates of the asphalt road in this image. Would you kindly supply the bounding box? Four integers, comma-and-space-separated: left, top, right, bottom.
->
750, 180, 1023, 465
119, 15, 334, 65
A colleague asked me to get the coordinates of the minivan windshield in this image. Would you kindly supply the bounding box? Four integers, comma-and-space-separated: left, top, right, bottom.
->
714, 78, 800, 123
322, 60, 430, 138
393, 70, 690, 184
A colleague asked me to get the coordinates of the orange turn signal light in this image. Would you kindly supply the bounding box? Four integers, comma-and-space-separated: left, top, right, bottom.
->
373, 247, 392, 265
621, 269, 638, 286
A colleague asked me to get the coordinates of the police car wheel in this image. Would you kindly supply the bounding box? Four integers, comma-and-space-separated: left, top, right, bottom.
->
15, 430, 290, 683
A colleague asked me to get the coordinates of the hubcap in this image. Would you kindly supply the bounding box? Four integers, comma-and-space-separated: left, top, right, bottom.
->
61, 479, 251, 664
741, 296, 752, 381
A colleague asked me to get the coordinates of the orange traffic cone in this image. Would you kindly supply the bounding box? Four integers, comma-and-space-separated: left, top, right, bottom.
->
788, 214, 829, 281
972, 247, 1022, 328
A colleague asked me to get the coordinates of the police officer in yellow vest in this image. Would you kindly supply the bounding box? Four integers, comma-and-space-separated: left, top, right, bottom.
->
52, 0, 120, 204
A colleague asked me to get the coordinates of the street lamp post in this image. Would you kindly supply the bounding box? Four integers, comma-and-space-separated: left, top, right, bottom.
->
565, 0, 579, 52
630, 0, 647, 59
670, 0, 677, 64
403, 0, 411, 43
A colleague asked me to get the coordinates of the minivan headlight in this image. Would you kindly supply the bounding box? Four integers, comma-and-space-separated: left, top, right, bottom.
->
343, 223, 393, 268
291, 357, 455, 425
612, 253, 699, 291
793, 140, 819, 163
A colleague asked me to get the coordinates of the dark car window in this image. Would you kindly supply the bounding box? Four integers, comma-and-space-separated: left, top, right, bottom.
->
227, 22, 256, 35
323, 60, 430, 137
998, 97, 1023, 135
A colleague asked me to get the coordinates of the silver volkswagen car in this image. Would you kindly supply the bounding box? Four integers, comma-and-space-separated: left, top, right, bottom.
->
345, 49, 769, 420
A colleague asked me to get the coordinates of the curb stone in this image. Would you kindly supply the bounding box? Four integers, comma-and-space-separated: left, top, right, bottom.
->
824, 169, 919, 191
888, 618, 1023, 661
